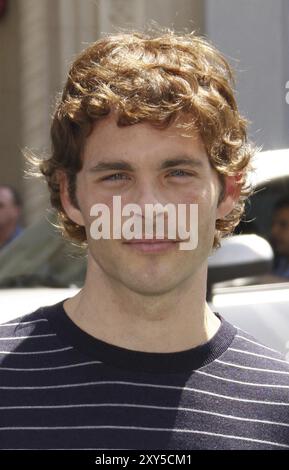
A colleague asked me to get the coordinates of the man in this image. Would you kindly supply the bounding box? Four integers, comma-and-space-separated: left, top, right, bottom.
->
270, 196, 289, 279
1, 28, 289, 450
0, 185, 23, 250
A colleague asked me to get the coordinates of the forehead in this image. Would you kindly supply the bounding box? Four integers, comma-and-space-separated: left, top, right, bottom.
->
82, 112, 209, 167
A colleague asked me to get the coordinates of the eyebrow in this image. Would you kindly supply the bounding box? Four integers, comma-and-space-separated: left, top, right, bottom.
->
159, 157, 204, 170
89, 161, 134, 172
88, 156, 204, 173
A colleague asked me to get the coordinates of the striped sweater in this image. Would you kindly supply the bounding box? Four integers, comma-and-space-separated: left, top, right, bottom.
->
0, 300, 289, 450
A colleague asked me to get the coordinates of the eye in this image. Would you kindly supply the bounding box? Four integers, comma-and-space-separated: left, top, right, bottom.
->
168, 169, 192, 177
102, 173, 130, 181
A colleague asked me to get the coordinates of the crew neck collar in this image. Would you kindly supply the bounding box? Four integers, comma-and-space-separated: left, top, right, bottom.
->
43, 299, 236, 374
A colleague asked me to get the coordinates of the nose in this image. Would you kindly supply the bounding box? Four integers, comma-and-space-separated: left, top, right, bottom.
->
126, 181, 174, 238
131, 180, 168, 214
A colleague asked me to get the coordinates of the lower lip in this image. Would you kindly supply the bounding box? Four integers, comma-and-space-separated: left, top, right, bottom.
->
123, 241, 178, 253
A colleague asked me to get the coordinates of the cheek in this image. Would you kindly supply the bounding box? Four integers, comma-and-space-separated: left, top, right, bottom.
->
181, 182, 217, 209
171, 183, 204, 205
76, 175, 109, 217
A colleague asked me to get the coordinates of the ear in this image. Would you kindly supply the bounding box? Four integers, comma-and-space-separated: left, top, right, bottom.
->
58, 171, 85, 227
216, 173, 242, 219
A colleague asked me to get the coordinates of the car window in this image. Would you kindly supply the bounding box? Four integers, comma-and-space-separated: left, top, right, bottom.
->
209, 175, 289, 292
234, 176, 289, 240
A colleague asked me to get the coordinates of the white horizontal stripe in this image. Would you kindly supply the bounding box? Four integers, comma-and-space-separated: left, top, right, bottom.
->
228, 348, 288, 364
0, 346, 73, 355
1, 402, 289, 428
197, 370, 289, 388
0, 334, 57, 340
235, 335, 280, 353
0, 319, 48, 326
0, 380, 288, 405
216, 359, 289, 375
0, 425, 287, 448
0, 361, 102, 371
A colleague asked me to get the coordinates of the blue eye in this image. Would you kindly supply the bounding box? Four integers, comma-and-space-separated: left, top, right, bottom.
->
103, 173, 129, 181
169, 169, 191, 177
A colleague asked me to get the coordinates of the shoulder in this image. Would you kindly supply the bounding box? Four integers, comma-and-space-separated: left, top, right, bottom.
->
0, 306, 49, 335
0, 303, 61, 362
214, 324, 289, 396
199, 322, 289, 429
229, 327, 289, 369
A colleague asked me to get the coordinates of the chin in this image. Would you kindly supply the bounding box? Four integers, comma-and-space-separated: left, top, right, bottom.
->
120, 269, 188, 296
126, 283, 178, 297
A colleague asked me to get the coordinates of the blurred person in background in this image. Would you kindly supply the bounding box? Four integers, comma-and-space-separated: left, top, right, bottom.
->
270, 195, 289, 279
0, 184, 23, 250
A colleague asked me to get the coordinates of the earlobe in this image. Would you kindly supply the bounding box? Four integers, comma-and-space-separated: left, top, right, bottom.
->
58, 171, 85, 227
216, 174, 242, 219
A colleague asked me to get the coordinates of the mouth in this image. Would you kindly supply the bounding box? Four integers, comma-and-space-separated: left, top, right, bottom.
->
122, 239, 179, 253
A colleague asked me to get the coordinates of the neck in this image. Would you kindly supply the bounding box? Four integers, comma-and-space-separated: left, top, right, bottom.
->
64, 255, 220, 353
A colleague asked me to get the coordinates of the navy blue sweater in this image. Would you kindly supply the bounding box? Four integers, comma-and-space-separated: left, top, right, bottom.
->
0, 300, 289, 450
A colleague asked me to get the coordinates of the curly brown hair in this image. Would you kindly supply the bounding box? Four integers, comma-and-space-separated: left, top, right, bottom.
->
36, 25, 255, 250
